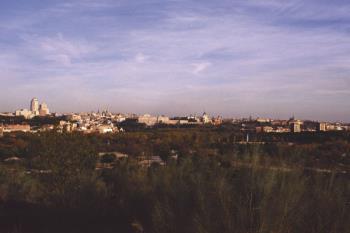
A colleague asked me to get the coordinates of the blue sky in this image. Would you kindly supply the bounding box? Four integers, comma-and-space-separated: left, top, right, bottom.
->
0, 0, 350, 121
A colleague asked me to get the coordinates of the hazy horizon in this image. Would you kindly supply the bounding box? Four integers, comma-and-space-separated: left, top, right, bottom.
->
1, 0, 350, 122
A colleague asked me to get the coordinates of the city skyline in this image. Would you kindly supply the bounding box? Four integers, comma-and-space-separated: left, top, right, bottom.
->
1, 0, 350, 122
3, 97, 348, 124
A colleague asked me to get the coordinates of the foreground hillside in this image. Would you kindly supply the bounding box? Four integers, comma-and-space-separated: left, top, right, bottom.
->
0, 130, 349, 233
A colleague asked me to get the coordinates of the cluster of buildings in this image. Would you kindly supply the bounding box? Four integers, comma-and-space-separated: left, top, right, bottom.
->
0, 124, 31, 134
14, 98, 50, 119
136, 112, 222, 126
0, 98, 349, 136
56, 112, 220, 133
57, 110, 123, 134
254, 117, 347, 133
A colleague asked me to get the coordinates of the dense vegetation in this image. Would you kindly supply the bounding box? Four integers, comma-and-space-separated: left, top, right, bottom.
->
0, 129, 349, 233
0, 115, 66, 127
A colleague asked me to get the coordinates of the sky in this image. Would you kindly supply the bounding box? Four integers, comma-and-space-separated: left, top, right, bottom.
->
0, 0, 350, 121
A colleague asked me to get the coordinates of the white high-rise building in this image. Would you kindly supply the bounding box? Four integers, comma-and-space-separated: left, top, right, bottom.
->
30, 98, 39, 115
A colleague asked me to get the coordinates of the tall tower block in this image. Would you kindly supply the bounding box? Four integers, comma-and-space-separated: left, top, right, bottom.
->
30, 98, 39, 115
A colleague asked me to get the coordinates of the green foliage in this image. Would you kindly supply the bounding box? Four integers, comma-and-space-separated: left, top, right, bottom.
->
0, 131, 349, 232
27, 133, 99, 208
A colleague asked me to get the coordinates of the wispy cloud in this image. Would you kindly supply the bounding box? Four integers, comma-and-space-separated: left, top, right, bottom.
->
192, 62, 211, 74
22, 33, 97, 66
0, 0, 349, 121
134, 53, 149, 63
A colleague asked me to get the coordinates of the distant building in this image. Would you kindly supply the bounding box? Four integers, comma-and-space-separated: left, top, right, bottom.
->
138, 155, 165, 167
179, 119, 189, 124
212, 116, 223, 125
138, 114, 158, 126
30, 98, 39, 116
66, 114, 82, 121
255, 127, 263, 133
166, 119, 179, 125
157, 116, 170, 124
256, 118, 271, 123
97, 125, 114, 134
115, 115, 126, 123
317, 122, 327, 131
256, 126, 274, 133
98, 152, 128, 159
39, 102, 50, 116
188, 115, 201, 123
326, 124, 334, 131
3, 124, 31, 133
15, 98, 50, 118
290, 121, 302, 133
271, 120, 288, 126
327, 123, 343, 131
275, 127, 290, 133
40, 124, 54, 132
58, 121, 72, 132
202, 112, 211, 124
0, 112, 14, 117
15, 109, 33, 119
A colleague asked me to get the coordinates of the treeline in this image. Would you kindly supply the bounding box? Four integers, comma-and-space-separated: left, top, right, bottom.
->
0, 115, 65, 127
0, 131, 349, 233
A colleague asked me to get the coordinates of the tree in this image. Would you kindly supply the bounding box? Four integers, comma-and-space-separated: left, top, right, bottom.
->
30, 132, 100, 207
